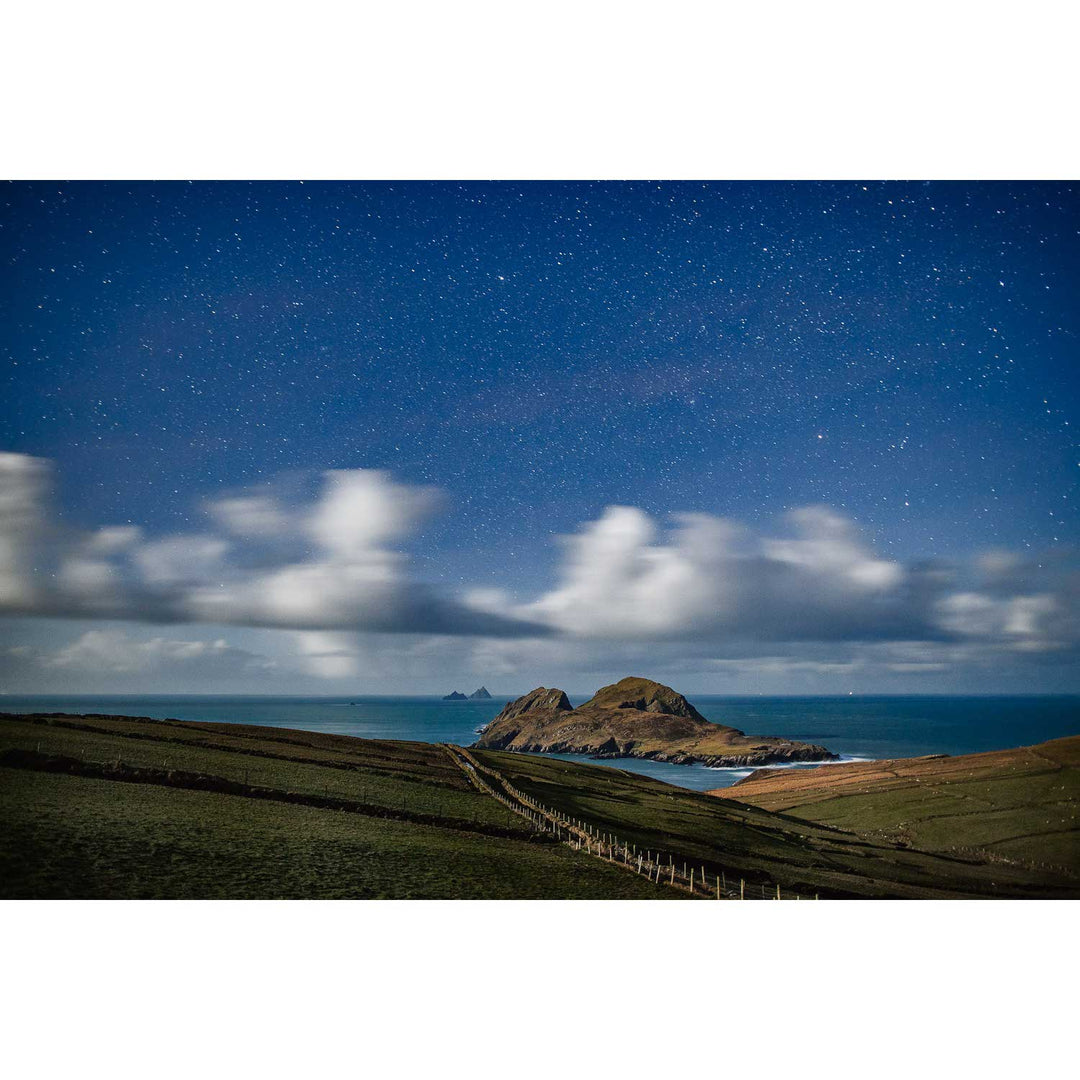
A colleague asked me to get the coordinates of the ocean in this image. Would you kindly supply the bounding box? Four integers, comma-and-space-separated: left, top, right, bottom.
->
3, 693, 1078, 792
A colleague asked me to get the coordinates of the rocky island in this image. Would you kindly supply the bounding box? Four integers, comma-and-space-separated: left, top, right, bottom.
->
473, 676, 837, 768
444, 686, 492, 700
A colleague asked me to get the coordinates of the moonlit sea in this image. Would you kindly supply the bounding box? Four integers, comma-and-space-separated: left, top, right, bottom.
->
3, 694, 1079, 791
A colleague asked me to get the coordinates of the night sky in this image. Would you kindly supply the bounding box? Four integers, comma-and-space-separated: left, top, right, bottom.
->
2, 181, 1077, 693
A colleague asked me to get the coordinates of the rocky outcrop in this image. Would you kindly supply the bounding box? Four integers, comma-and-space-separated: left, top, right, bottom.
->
580, 676, 707, 722
474, 687, 573, 749
473, 676, 836, 767
443, 691, 468, 700
469, 686, 492, 700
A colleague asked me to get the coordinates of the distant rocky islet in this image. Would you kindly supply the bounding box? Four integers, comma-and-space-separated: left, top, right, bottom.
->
443, 686, 492, 701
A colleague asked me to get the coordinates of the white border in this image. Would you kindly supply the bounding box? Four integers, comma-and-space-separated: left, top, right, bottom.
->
2, 4, 1075, 1073
1, 900, 1075, 1078
2, 2, 1078, 179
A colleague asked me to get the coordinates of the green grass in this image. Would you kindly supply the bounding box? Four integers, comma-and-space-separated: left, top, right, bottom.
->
472, 747, 1080, 899
0, 712, 523, 832
4, 712, 1076, 899
715, 738, 1080, 877
0, 713, 675, 899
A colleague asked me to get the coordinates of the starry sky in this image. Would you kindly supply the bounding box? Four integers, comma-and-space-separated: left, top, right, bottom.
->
1, 181, 1077, 694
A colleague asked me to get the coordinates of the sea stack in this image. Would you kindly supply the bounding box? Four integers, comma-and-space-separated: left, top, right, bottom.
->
468, 686, 492, 699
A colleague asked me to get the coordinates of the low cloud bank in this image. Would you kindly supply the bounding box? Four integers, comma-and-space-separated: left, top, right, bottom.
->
1, 454, 1076, 677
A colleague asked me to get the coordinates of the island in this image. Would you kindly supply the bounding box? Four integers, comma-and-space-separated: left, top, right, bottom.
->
468, 686, 492, 700
473, 675, 837, 767
442, 691, 468, 700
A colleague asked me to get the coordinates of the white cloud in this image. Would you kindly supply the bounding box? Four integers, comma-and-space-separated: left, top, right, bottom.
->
305, 469, 441, 558
207, 494, 288, 537
530, 506, 733, 637
937, 591, 1061, 645
0, 452, 49, 608
763, 506, 902, 590
525, 503, 917, 642
0, 453, 1076, 689
293, 631, 361, 679
42, 629, 277, 677
86, 525, 142, 554
0, 455, 546, 638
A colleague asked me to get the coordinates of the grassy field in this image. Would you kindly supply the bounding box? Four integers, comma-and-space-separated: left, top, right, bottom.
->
0, 713, 673, 899
709, 736, 1080, 875
3, 712, 1077, 898
472, 746, 1080, 898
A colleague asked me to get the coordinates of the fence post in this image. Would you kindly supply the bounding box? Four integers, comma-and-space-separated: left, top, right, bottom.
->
776, 883, 781, 900
740, 879, 745, 900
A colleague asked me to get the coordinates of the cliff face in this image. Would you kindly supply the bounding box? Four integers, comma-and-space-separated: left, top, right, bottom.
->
474, 676, 836, 767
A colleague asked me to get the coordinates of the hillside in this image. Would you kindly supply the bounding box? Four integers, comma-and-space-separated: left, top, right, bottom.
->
3, 711, 1075, 899
0, 712, 672, 900
709, 736, 1080, 875
471, 746, 1079, 898
474, 676, 836, 767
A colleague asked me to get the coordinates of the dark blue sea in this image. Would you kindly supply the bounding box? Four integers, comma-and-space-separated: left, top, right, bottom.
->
3, 694, 1078, 791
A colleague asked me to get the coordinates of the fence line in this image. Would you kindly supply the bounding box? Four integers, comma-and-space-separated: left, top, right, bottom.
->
442, 745, 814, 900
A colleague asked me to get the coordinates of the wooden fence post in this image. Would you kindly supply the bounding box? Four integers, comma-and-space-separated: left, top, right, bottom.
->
740, 879, 745, 900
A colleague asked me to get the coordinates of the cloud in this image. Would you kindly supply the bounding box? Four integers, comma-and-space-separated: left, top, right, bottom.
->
1, 453, 1076, 688
293, 631, 361, 679
0, 452, 50, 608
44, 629, 275, 676
525, 503, 949, 644
0, 629, 278, 689
207, 494, 289, 537
0, 455, 547, 638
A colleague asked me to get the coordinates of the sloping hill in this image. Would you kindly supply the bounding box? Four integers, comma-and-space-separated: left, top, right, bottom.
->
709, 736, 1080, 875
473, 745, 1080, 898
5, 711, 1075, 898
0, 712, 673, 900
475, 676, 836, 767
